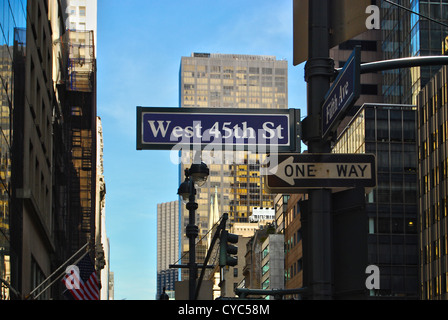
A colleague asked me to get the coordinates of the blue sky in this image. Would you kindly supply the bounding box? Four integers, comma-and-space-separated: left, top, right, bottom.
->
96, 0, 307, 300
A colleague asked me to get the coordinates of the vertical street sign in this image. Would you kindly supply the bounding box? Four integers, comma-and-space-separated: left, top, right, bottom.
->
321, 46, 361, 140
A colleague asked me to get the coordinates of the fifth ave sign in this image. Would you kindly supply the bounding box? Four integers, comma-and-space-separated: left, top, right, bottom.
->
322, 46, 361, 139
265, 153, 376, 193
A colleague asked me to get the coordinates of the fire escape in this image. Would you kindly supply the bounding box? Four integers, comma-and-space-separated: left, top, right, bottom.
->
59, 30, 96, 252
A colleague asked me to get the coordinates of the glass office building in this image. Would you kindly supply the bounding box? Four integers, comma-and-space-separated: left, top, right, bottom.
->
334, 103, 419, 298
417, 65, 448, 299
381, 0, 448, 300
381, 0, 448, 105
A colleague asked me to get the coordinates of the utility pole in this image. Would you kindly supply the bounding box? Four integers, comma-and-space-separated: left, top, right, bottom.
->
303, 0, 334, 299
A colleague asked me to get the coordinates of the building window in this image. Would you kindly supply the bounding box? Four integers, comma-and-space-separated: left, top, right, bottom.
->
297, 258, 302, 273
79, 6, 86, 17
262, 68, 272, 75
262, 245, 269, 259
31, 257, 47, 300
262, 261, 269, 276
262, 278, 270, 290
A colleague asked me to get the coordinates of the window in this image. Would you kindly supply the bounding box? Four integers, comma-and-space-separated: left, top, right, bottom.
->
390, 111, 402, 141
377, 110, 389, 141
262, 68, 272, 75
262, 278, 270, 290
262, 245, 269, 259
79, 6, 86, 16
378, 217, 390, 233
391, 144, 403, 172
249, 67, 259, 74
32, 257, 48, 300
377, 143, 389, 171
262, 261, 269, 275
369, 217, 375, 234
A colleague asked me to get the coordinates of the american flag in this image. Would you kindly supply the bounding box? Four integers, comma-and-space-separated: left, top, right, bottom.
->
62, 254, 99, 300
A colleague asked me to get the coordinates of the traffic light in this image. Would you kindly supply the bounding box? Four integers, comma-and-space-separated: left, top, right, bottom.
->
219, 230, 238, 267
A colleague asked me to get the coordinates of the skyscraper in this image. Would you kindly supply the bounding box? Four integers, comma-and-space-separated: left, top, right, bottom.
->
381, 0, 448, 105
0, 0, 104, 300
157, 201, 179, 299
417, 65, 448, 299
333, 103, 418, 299
0, 0, 27, 300
178, 53, 288, 280
380, 0, 448, 300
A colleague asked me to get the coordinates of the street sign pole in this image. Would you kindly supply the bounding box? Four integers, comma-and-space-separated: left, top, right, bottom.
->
304, 0, 334, 299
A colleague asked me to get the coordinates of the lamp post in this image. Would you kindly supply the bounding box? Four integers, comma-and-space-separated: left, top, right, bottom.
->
177, 162, 209, 300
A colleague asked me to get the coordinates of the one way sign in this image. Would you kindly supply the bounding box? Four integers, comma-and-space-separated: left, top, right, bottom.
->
264, 153, 376, 193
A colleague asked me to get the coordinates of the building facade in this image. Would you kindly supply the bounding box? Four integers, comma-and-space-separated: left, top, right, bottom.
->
0, 0, 105, 300
0, 0, 27, 300
274, 194, 290, 234
242, 223, 276, 294
381, 0, 448, 105
178, 53, 288, 280
96, 117, 110, 299
333, 103, 418, 299
417, 65, 448, 299
10, 0, 60, 299
260, 233, 284, 296
157, 200, 179, 300
284, 194, 304, 295
66, 0, 97, 48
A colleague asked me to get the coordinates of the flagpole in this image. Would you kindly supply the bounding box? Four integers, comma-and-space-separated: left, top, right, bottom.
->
32, 249, 92, 300
26, 242, 90, 299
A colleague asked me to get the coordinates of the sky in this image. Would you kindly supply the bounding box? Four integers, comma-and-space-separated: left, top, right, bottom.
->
96, 0, 307, 300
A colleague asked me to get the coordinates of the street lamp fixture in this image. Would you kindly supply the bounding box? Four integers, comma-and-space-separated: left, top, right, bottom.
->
177, 179, 191, 203
189, 162, 210, 187
177, 162, 209, 201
